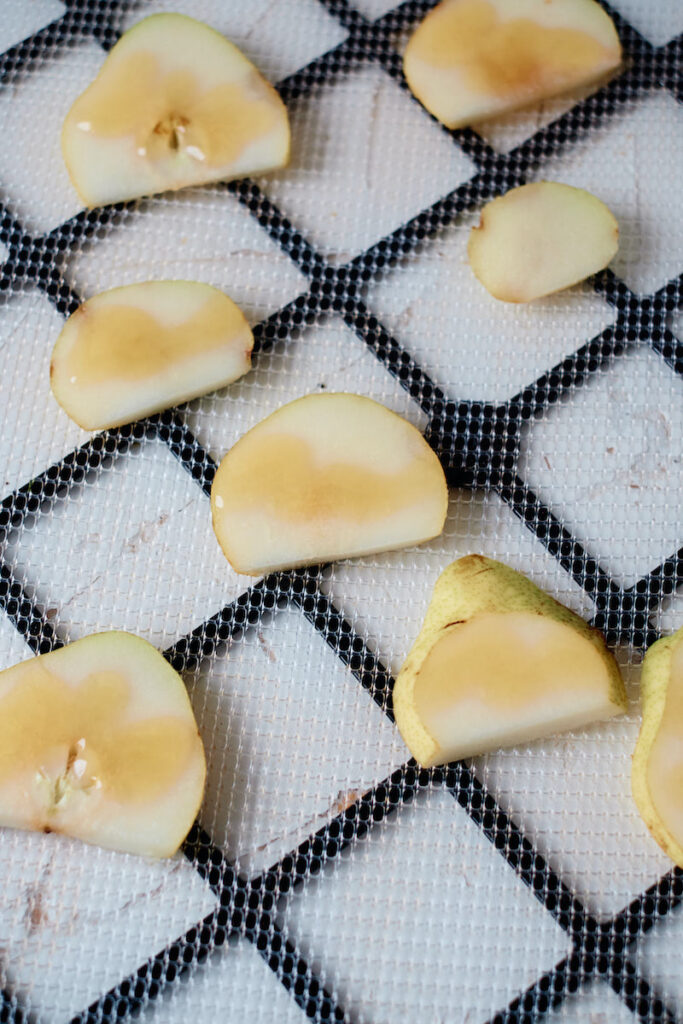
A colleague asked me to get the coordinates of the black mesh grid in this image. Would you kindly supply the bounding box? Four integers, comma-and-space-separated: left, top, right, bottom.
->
0, 0, 682, 1021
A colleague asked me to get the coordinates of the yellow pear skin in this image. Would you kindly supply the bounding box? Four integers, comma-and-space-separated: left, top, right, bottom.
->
393, 555, 627, 767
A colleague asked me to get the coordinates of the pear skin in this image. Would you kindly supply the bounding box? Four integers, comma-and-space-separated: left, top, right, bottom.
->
393, 555, 627, 767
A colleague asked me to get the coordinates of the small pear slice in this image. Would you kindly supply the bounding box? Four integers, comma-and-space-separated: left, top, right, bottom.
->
468, 181, 619, 302
632, 627, 683, 868
0, 632, 206, 858
403, 0, 621, 129
50, 281, 253, 431
211, 393, 448, 575
62, 13, 290, 208
393, 555, 627, 767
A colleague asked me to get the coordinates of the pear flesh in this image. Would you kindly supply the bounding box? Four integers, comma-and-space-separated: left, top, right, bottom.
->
403, 0, 621, 129
394, 555, 627, 767
50, 281, 253, 431
468, 181, 619, 302
62, 13, 290, 208
632, 627, 683, 868
0, 632, 206, 858
211, 393, 449, 576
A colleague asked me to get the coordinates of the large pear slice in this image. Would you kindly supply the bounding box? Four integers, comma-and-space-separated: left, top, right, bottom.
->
393, 555, 627, 767
50, 281, 253, 431
62, 13, 290, 207
632, 627, 683, 867
403, 0, 621, 129
468, 182, 619, 302
211, 393, 448, 575
0, 632, 206, 858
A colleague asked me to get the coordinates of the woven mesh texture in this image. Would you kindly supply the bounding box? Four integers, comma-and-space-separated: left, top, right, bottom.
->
0, 1, 682, 1022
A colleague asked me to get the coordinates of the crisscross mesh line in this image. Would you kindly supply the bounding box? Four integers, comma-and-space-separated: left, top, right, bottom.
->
0, 0, 682, 1022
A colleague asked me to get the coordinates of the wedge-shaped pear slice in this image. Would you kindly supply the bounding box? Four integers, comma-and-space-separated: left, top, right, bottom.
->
632, 627, 683, 867
50, 281, 253, 431
393, 555, 627, 767
0, 632, 206, 858
62, 13, 290, 207
211, 393, 448, 575
403, 0, 621, 129
468, 181, 618, 302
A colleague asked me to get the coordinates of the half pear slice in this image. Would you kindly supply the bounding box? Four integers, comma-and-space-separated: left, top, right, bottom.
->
211, 393, 448, 575
62, 13, 290, 207
632, 626, 683, 868
50, 280, 253, 431
393, 555, 627, 767
0, 632, 206, 858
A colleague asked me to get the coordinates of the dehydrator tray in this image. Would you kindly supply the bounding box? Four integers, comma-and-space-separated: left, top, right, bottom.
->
0, 0, 682, 1021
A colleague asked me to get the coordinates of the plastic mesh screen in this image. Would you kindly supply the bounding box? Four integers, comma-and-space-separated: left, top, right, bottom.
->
0, 1, 682, 1022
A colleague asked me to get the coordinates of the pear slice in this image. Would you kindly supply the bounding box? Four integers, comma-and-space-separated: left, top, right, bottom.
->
50, 281, 253, 431
61, 13, 290, 208
393, 555, 627, 767
632, 627, 683, 867
468, 181, 619, 302
0, 632, 206, 858
403, 0, 621, 129
211, 393, 448, 575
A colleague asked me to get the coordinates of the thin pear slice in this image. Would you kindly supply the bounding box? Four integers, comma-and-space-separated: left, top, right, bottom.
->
468, 181, 619, 302
50, 281, 253, 431
211, 393, 448, 575
632, 627, 683, 867
0, 632, 206, 858
62, 13, 290, 208
403, 0, 621, 129
393, 555, 627, 767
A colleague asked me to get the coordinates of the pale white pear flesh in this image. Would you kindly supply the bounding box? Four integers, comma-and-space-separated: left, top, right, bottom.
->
211, 393, 448, 575
468, 181, 619, 302
0, 632, 206, 858
393, 555, 627, 767
50, 281, 253, 431
632, 627, 683, 868
62, 13, 290, 207
403, 0, 621, 129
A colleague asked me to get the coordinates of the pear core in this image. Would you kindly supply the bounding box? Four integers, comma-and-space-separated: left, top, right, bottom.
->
645, 641, 683, 852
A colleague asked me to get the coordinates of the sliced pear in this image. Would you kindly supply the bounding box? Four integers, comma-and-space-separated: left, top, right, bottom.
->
61, 13, 290, 207
468, 181, 618, 302
632, 627, 683, 867
393, 555, 627, 767
0, 632, 206, 858
403, 0, 621, 129
50, 280, 253, 431
211, 393, 448, 575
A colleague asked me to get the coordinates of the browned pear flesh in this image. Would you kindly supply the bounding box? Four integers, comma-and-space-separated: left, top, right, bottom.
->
0, 632, 206, 858
50, 281, 253, 431
61, 13, 290, 207
403, 0, 622, 128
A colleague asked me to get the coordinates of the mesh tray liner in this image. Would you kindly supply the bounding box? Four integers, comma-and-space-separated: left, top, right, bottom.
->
0, 0, 682, 1021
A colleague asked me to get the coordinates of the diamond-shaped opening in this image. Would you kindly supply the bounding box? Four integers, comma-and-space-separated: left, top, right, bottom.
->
0, 826, 215, 1023
635, 902, 683, 1018
0, 289, 89, 497
3, 438, 246, 650
364, 211, 616, 402
0, 0, 65, 55
322, 488, 597, 678
278, 788, 570, 1024
260, 62, 477, 263
544, 979, 640, 1023
610, 0, 683, 46
353, 0, 402, 18
187, 605, 404, 876
476, 645, 672, 919
121, 0, 347, 84
650, 583, 683, 637
63, 187, 308, 326
184, 312, 427, 461
530, 90, 683, 295
0, 41, 105, 233
518, 346, 683, 587
136, 936, 304, 1024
